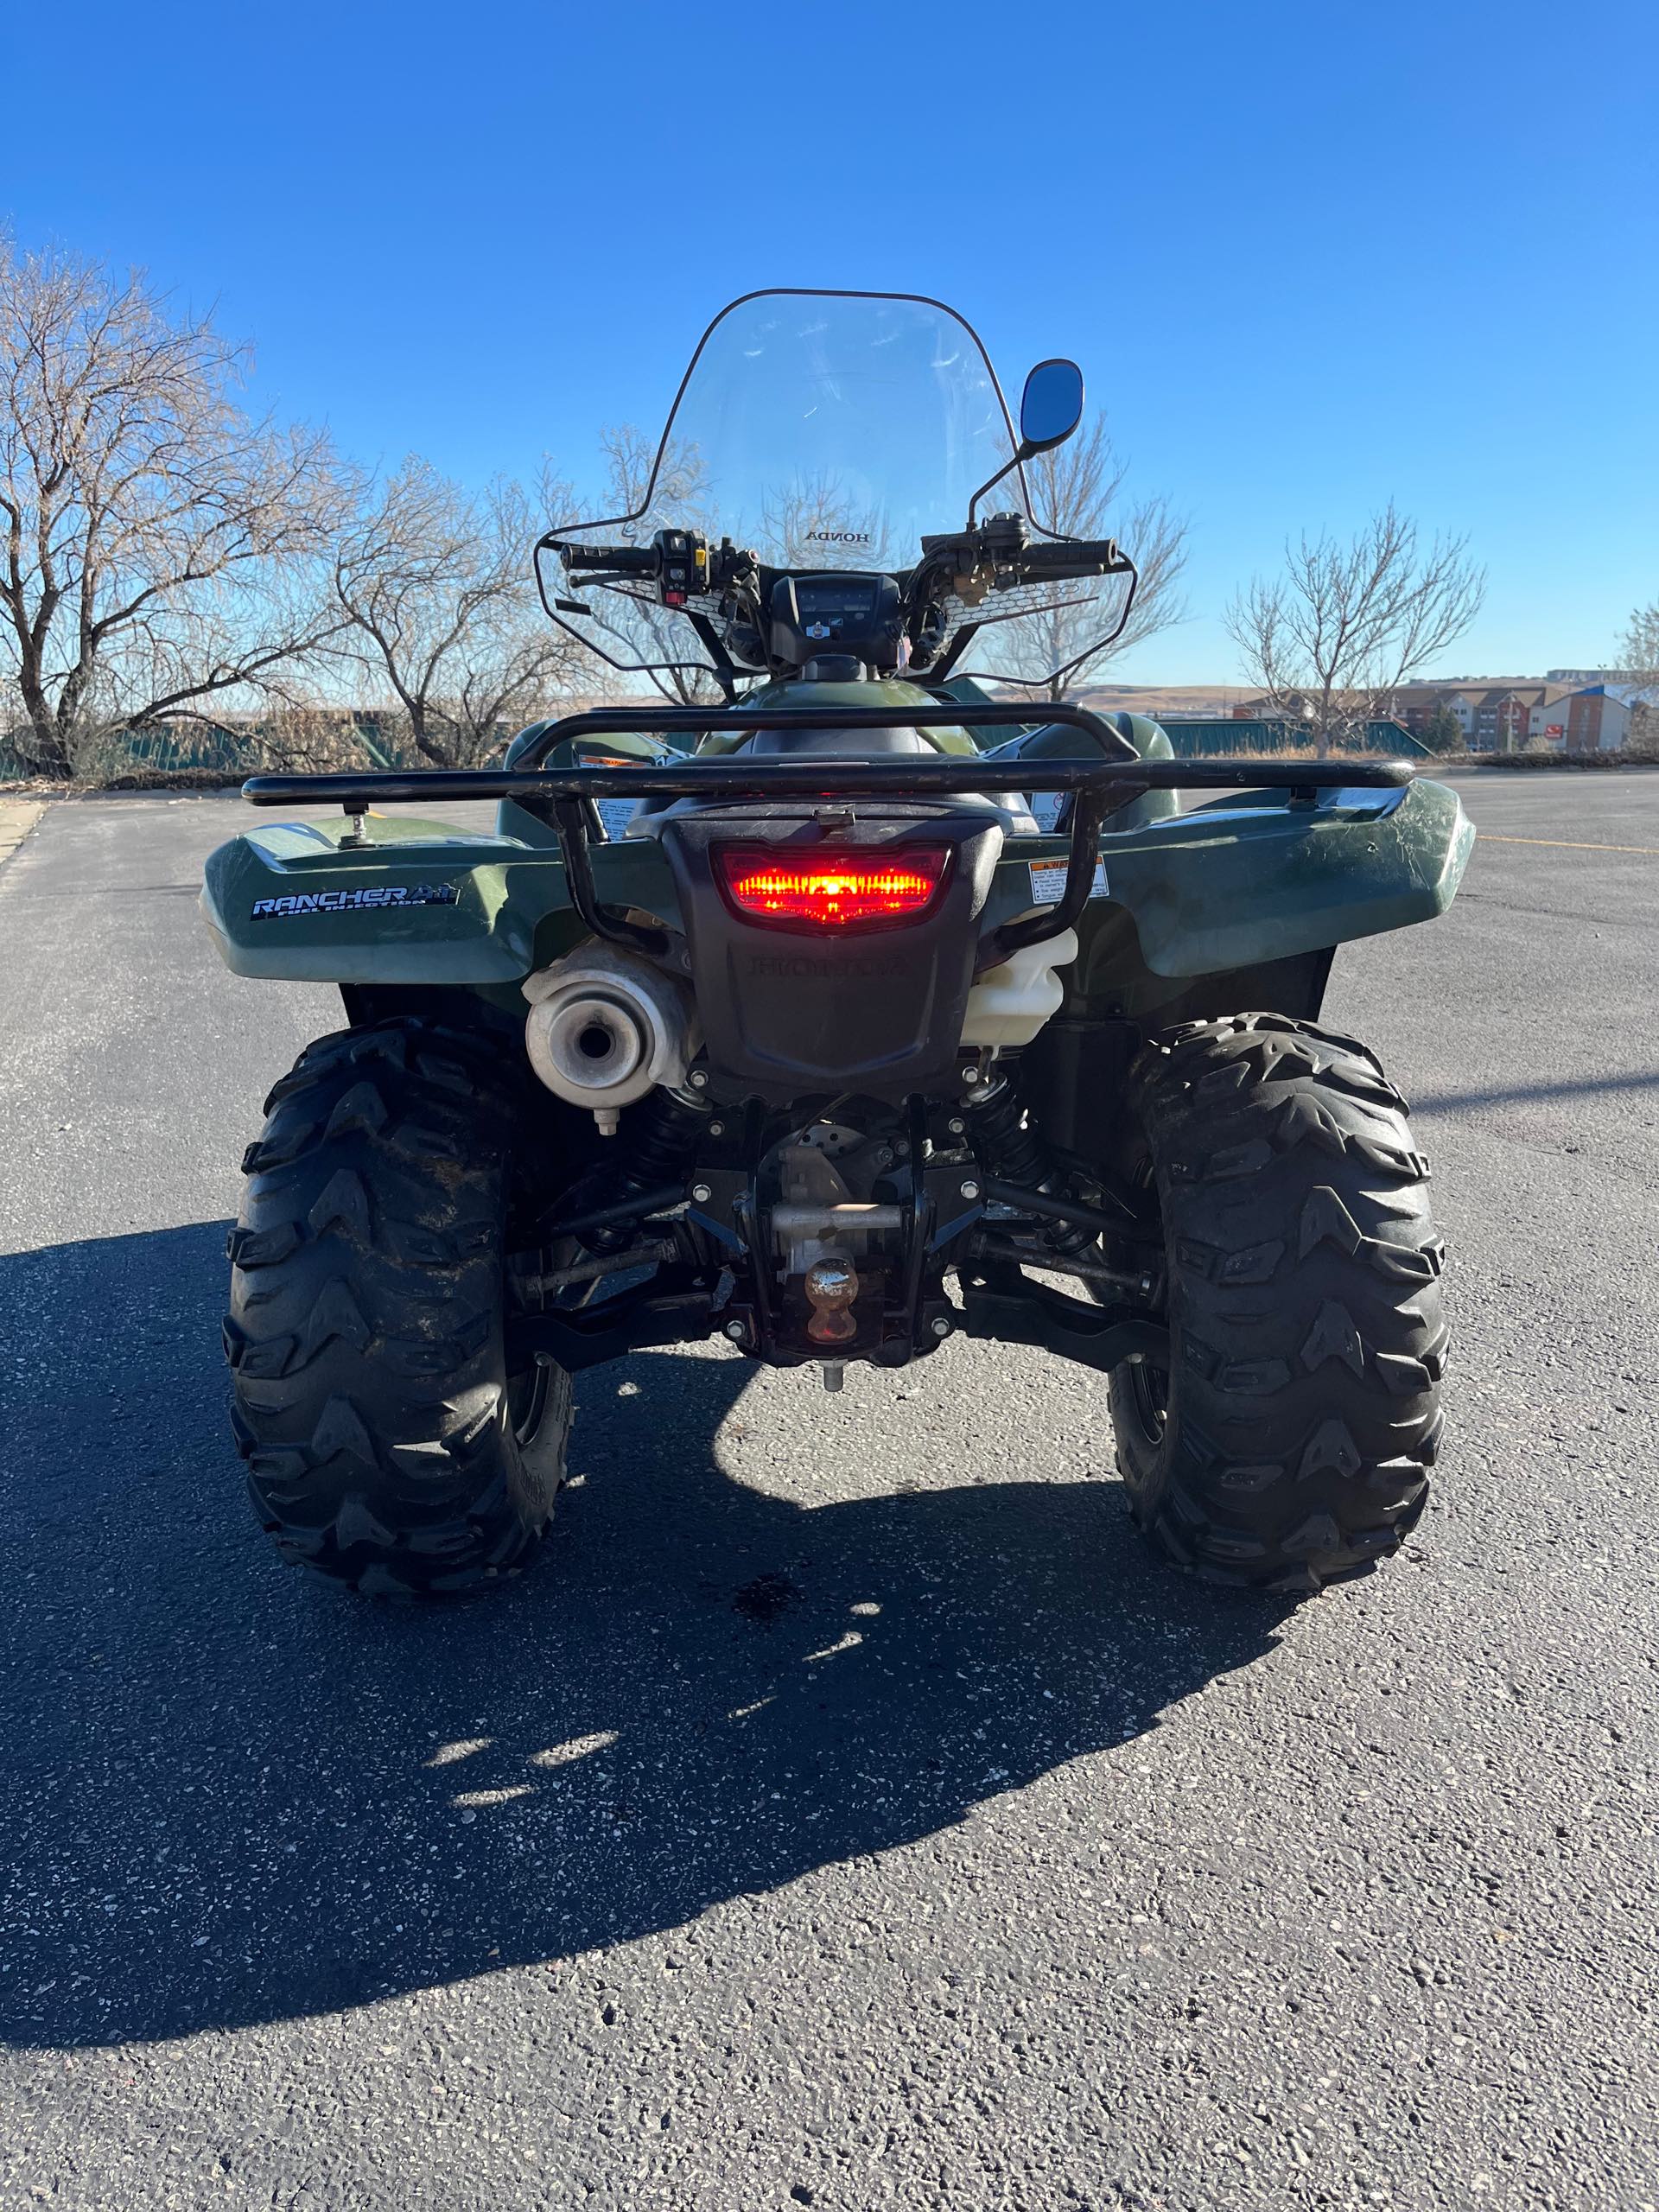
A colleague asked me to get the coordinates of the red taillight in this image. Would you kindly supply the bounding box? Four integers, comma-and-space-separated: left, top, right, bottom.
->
715, 845, 950, 931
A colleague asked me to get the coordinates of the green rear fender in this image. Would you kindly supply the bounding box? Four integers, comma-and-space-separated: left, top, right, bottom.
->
200, 815, 651, 988
201, 777, 1471, 989
200, 693, 1471, 992
1071, 774, 1473, 982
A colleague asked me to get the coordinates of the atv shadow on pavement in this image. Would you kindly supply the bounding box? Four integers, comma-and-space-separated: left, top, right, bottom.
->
0, 1222, 1290, 2049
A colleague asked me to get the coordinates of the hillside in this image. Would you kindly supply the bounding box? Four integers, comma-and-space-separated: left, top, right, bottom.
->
1069, 683, 1255, 719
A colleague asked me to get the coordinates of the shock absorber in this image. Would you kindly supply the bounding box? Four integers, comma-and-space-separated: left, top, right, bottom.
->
580, 1085, 709, 1251
961, 1071, 1095, 1255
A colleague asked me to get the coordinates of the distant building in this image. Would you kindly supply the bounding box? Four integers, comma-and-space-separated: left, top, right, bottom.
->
1529, 686, 1632, 751
1134, 676, 1646, 753
1372, 681, 1551, 746
1367, 677, 1650, 752
1545, 668, 1644, 687
1470, 689, 1547, 749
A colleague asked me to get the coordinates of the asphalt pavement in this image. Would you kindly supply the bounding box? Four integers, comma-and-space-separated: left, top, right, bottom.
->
0, 771, 1656, 2210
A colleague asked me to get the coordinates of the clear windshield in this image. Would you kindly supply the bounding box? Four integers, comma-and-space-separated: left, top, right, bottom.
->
544, 291, 1031, 691
652, 290, 1021, 565
540, 289, 1142, 700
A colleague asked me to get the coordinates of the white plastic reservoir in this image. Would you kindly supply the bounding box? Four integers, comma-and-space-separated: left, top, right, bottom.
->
959, 928, 1079, 1049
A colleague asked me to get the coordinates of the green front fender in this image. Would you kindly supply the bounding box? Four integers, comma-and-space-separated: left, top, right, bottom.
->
200, 778, 1471, 991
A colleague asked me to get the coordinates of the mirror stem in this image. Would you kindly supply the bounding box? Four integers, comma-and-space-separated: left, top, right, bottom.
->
968, 443, 1033, 527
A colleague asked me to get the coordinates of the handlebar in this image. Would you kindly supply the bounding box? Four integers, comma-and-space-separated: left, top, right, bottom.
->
546, 526, 1130, 594
1019, 536, 1128, 576
544, 538, 661, 578
915, 521, 1134, 593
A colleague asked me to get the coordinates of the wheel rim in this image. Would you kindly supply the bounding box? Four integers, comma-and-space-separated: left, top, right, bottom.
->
508, 1358, 551, 1448
506, 1355, 569, 1521
1127, 1356, 1169, 1449
1118, 1149, 1169, 1452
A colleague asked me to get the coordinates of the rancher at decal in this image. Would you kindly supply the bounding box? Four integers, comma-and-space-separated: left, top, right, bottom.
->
251, 883, 459, 920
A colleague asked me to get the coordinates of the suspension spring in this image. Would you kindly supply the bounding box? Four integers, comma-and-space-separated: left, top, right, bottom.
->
580, 1086, 709, 1251
962, 1075, 1095, 1255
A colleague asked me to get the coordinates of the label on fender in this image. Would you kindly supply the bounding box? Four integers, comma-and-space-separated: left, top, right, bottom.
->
251, 882, 459, 920
1027, 855, 1109, 906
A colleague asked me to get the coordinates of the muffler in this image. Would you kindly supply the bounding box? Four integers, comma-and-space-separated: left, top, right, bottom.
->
523, 945, 697, 1134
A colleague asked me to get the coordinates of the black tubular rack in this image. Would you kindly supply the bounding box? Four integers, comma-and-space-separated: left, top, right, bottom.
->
242, 702, 1418, 963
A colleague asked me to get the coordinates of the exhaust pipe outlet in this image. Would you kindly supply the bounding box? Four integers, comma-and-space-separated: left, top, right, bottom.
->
523, 945, 697, 1134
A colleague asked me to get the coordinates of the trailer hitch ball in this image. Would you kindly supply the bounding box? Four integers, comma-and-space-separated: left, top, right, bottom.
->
804, 1255, 859, 1345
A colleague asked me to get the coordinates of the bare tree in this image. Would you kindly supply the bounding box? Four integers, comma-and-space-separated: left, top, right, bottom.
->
0, 237, 350, 777
979, 417, 1187, 700
1227, 505, 1485, 757
1620, 598, 1659, 690
757, 473, 895, 569
251, 701, 390, 773
332, 461, 589, 766
558, 426, 725, 706
1620, 597, 1659, 754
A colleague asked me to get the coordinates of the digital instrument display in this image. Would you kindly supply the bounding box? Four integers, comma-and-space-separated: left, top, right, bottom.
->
769, 569, 904, 671
796, 579, 881, 630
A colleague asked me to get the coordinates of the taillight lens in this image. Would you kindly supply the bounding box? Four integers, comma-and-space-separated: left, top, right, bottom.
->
715, 845, 950, 931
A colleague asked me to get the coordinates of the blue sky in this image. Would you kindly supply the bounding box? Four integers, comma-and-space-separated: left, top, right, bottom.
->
6, 0, 1655, 683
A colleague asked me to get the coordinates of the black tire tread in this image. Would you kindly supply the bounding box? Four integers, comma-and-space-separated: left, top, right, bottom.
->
226, 1020, 566, 1596
1109, 1013, 1444, 1596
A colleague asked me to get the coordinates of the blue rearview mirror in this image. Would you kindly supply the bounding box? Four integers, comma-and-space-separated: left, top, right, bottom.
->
1019, 359, 1084, 454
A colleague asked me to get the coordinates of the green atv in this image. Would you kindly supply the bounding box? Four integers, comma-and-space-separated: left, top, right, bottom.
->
203, 288, 1469, 1600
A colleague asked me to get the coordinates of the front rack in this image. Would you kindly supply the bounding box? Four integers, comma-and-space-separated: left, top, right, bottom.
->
242, 702, 1419, 966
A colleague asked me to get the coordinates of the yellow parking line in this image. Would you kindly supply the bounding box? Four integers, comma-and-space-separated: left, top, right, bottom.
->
1480, 834, 1659, 856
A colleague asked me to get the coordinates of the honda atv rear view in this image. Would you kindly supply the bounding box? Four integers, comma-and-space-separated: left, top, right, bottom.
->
202, 289, 1469, 1601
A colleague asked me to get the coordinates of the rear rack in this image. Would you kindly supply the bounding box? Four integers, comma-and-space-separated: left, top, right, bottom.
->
241, 702, 1418, 966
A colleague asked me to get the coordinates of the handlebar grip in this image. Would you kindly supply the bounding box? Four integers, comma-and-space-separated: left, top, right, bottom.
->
1020, 537, 1123, 572
552, 541, 661, 577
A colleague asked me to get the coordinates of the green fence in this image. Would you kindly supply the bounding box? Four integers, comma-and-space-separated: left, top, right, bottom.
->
1159, 729, 1433, 765
0, 717, 414, 782
925, 690, 1434, 760
1158, 717, 1433, 758
4, 707, 1437, 782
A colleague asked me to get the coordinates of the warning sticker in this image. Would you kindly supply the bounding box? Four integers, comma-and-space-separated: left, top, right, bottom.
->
596, 798, 638, 842
1028, 855, 1109, 906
